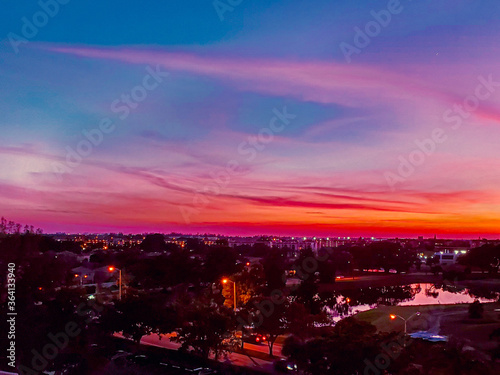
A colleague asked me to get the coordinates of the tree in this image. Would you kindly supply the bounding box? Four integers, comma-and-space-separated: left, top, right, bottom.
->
283, 317, 387, 375
172, 299, 237, 359
292, 275, 321, 314
317, 249, 352, 283
88, 250, 113, 265
459, 244, 500, 273
317, 255, 336, 283
349, 245, 373, 271
0, 216, 6, 234
222, 264, 265, 309
285, 302, 329, 339
125, 251, 202, 289
9, 286, 93, 365
468, 300, 484, 319
250, 298, 330, 357
426, 254, 439, 267
140, 234, 167, 252
186, 238, 207, 254
100, 293, 174, 344
203, 246, 240, 283
349, 242, 416, 273
261, 249, 287, 292
252, 298, 288, 357
291, 249, 321, 314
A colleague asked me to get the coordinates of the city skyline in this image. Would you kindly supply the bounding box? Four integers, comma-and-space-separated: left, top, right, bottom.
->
1, 1, 500, 237
6, 221, 499, 241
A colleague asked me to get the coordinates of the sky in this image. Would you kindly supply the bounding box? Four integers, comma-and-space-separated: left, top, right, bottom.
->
1, 0, 500, 238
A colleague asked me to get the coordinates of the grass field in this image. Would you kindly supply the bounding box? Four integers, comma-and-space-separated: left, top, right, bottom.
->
355, 301, 500, 351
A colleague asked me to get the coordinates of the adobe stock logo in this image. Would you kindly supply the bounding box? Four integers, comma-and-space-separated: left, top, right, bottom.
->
180, 106, 296, 224
213, 0, 244, 22
339, 0, 412, 63
384, 74, 500, 191
51, 65, 169, 180
236, 247, 336, 331
7, 0, 71, 54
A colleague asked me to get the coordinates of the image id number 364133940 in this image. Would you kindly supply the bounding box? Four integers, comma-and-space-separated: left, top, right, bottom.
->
7, 263, 17, 368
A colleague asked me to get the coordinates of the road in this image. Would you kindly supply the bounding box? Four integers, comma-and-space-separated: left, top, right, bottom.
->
114, 332, 280, 371
243, 341, 283, 357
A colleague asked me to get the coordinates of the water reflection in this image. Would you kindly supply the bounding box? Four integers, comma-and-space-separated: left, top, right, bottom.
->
399, 283, 498, 306
325, 283, 499, 320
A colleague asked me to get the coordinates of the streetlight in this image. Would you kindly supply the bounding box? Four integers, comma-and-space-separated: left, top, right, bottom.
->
222, 278, 237, 312
108, 266, 122, 300
74, 274, 88, 286
390, 312, 421, 346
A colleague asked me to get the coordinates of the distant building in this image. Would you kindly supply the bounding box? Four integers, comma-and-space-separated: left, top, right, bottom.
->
228, 237, 272, 247
434, 250, 467, 265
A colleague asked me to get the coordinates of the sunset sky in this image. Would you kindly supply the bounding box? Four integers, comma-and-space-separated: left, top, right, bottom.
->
1, 0, 500, 237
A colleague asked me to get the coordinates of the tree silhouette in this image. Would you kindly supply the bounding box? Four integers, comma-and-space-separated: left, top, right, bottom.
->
468, 300, 484, 319
283, 317, 386, 375
172, 298, 237, 359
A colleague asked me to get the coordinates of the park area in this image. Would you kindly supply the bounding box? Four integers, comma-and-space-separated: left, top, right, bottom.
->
355, 300, 500, 374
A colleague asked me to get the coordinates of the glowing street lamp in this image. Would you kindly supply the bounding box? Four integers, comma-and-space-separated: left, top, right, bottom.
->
390, 312, 421, 345
74, 273, 88, 285
222, 278, 237, 312
108, 266, 122, 300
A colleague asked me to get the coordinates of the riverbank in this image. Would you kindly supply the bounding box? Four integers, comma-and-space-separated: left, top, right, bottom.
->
318, 272, 500, 292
